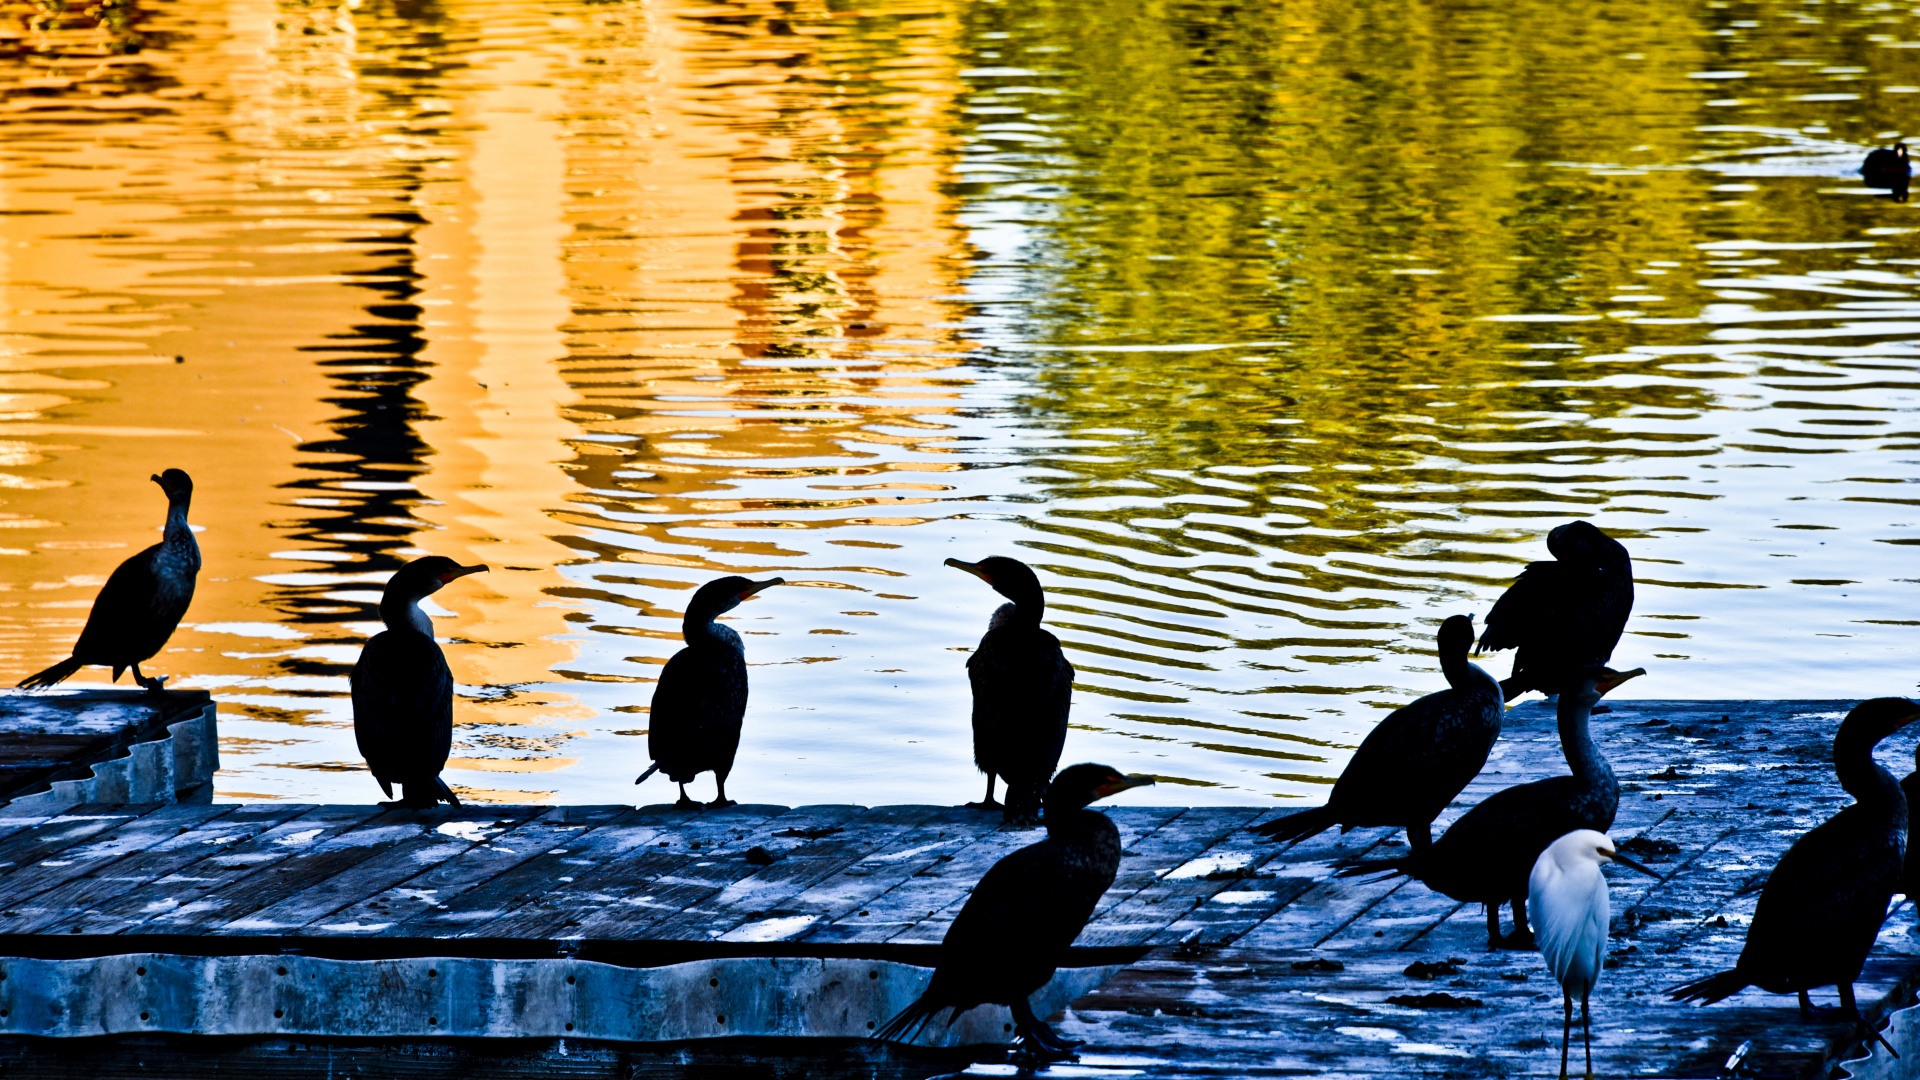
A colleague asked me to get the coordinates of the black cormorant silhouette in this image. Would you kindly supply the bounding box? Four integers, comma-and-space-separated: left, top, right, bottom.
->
635, 575, 784, 809
1863, 143, 1911, 202
874, 762, 1154, 1059
1338, 666, 1644, 950
1671, 697, 1920, 1057
20, 469, 200, 692
351, 555, 486, 808
1254, 614, 1503, 854
946, 556, 1073, 827
1478, 521, 1634, 703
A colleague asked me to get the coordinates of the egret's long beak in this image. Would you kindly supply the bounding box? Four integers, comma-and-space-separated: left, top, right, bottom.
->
439, 564, 489, 583
1597, 667, 1647, 695
945, 558, 993, 585
1094, 774, 1156, 800
737, 577, 785, 601
1603, 849, 1662, 878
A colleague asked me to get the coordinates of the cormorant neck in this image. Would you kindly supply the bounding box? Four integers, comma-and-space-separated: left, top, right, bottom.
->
683, 609, 730, 644
380, 593, 434, 636
999, 593, 1044, 626
1440, 645, 1473, 689
1557, 693, 1612, 788
163, 494, 193, 543
1835, 730, 1903, 809
1044, 804, 1104, 840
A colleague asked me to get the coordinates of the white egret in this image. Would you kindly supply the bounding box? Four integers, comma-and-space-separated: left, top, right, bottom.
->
1529, 829, 1660, 1080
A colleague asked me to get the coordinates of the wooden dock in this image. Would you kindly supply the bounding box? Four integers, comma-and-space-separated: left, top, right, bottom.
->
0, 700, 1912, 1078
0, 690, 215, 810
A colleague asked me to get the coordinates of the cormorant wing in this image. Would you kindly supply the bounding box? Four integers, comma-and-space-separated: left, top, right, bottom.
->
350, 630, 454, 785
1478, 559, 1564, 653
70, 542, 165, 662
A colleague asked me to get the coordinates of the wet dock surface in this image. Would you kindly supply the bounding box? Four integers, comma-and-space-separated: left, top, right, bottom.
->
0, 700, 1912, 1078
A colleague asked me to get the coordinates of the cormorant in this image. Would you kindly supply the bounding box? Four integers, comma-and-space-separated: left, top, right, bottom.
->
1903, 742, 1920, 899
1338, 666, 1644, 950
946, 556, 1074, 826
634, 575, 784, 809
1671, 697, 1920, 1057
1254, 614, 1502, 854
351, 556, 487, 808
20, 469, 200, 692
1478, 521, 1634, 703
1863, 143, 1911, 202
874, 762, 1154, 1058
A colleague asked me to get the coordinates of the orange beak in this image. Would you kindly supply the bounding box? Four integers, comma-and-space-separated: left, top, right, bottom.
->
945, 558, 993, 585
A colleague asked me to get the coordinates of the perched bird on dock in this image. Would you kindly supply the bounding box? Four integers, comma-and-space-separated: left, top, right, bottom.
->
1863, 143, 1911, 202
1338, 666, 1644, 949
1253, 614, 1503, 854
1477, 521, 1634, 703
1904, 743, 1920, 899
19, 469, 200, 693
874, 763, 1154, 1058
1670, 697, 1920, 1057
635, 575, 784, 809
351, 556, 487, 809
946, 556, 1074, 827
1530, 830, 1660, 1080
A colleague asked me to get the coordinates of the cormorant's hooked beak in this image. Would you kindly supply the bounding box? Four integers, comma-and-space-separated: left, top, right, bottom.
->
1094, 773, 1156, 800
1596, 667, 1646, 695
736, 577, 784, 601
438, 564, 489, 584
1601, 847, 1662, 879
945, 558, 993, 585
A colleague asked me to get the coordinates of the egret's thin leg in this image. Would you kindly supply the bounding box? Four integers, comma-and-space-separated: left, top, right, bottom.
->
1582, 994, 1593, 1080
1559, 991, 1572, 1080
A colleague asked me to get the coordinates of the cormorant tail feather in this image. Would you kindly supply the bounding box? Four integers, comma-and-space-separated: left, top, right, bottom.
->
1668, 969, 1748, 1006
18, 656, 82, 690
434, 777, 462, 809
1251, 805, 1336, 846
873, 994, 949, 1045
635, 762, 660, 785
1334, 856, 1411, 880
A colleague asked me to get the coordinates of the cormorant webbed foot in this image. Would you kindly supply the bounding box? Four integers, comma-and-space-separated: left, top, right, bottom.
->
965, 799, 1004, 811
707, 797, 737, 809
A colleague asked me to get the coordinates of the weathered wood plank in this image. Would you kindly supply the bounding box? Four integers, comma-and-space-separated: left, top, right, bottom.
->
213, 807, 548, 934
316, 805, 634, 938
0, 804, 306, 936
0, 803, 165, 877
0, 803, 230, 903
391, 808, 673, 938
637, 804, 943, 944
522, 805, 870, 942
52, 806, 379, 935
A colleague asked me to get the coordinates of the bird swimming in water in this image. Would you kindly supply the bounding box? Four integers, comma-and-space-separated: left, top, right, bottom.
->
1530, 830, 1660, 1080
1338, 666, 1644, 949
1253, 614, 1502, 854
351, 556, 487, 809
20, 469, 200, 693
874, 762, 1154, 1059
1478, 521, 1634, 703
1671, 697, 1920, 1057
946, 556, 1074, 827
635, 574, 784, 809
1863, 143, 1911, 202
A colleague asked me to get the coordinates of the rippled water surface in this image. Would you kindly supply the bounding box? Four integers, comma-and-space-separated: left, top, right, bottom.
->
1, 0, 1919, 805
